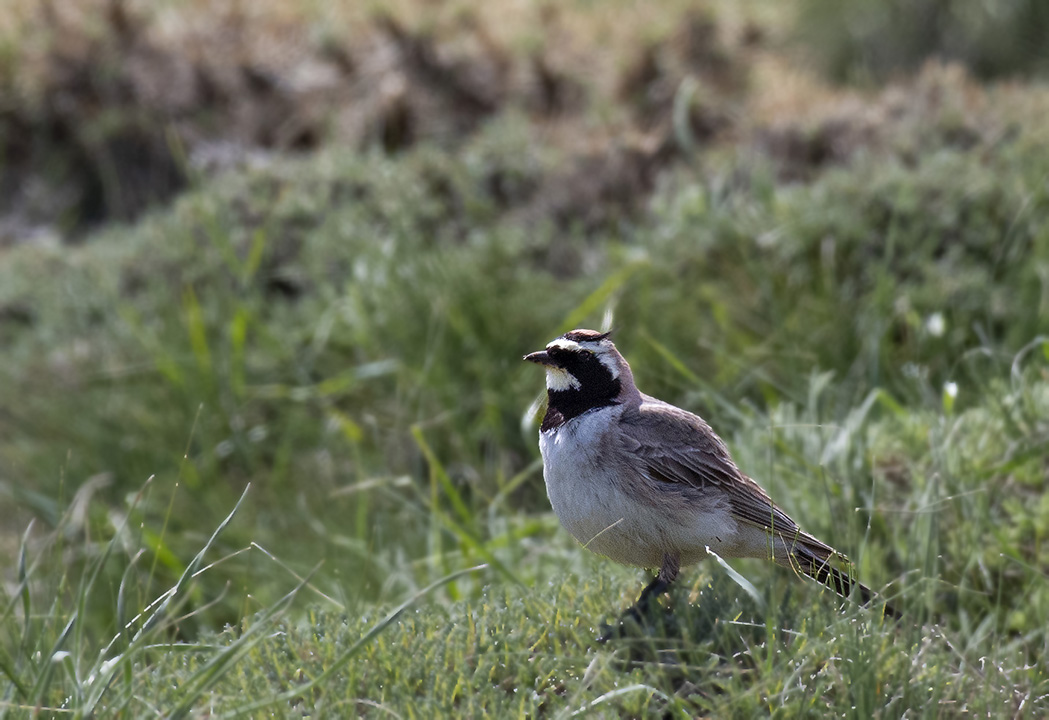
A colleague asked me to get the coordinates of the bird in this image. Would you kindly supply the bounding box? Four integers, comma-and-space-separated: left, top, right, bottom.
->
524, 328, 899, 631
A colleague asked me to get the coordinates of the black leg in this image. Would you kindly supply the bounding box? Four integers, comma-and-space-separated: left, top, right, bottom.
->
634, 553, 680, 612
598, 554, 680, 643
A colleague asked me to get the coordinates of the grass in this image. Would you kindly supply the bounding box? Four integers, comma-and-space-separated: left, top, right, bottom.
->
2, 1, 1049, 716
3, 129, 1049, 713
796, 0, 1049, 83
3, 363, 1048, 715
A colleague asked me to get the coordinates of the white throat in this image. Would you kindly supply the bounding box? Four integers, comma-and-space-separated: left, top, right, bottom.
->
545, 367, 581, 391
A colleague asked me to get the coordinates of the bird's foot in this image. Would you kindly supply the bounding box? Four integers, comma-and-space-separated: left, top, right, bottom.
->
596, 602, 657, 644
598, 560, 679, 644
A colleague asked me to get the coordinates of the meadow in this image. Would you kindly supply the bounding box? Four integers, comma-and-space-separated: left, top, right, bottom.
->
1, 0, 1048, 716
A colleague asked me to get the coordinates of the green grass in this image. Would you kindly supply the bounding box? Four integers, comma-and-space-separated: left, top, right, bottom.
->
3, 37, 1049, 715
796, 0, 1049, 83
4, 364, 1048, 715
4, 309, 1049, 717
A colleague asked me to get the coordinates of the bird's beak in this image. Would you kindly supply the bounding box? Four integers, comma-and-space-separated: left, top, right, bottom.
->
523, 350, 556, 367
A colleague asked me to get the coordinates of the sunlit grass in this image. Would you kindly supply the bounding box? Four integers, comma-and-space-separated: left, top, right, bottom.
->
2, 343, 1047, 714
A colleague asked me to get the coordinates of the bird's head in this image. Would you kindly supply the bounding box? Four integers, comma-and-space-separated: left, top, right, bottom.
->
524, 330, 636, 424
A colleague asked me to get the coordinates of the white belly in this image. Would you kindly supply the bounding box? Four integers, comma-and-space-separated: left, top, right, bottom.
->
539, 412, 745, 569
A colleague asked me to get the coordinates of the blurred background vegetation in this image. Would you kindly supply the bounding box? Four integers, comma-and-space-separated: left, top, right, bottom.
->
1, 0, 1048, 715
798, 0, 1049, 83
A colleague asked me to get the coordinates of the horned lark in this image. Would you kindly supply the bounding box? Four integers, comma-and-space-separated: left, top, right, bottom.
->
525, 328, 898, 626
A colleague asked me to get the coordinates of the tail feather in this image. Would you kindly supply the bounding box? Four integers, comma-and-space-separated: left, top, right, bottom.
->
782, 539, 901, 620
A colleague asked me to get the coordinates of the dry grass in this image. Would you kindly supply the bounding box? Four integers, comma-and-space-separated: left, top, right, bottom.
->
5, 0, 1049, 245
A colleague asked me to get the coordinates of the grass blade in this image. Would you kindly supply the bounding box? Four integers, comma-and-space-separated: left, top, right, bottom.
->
217, 564, 488, 719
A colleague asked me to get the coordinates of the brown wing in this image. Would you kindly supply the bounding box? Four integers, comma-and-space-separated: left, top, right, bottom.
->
621, 398, 897, 616
621, 397, 825, 546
